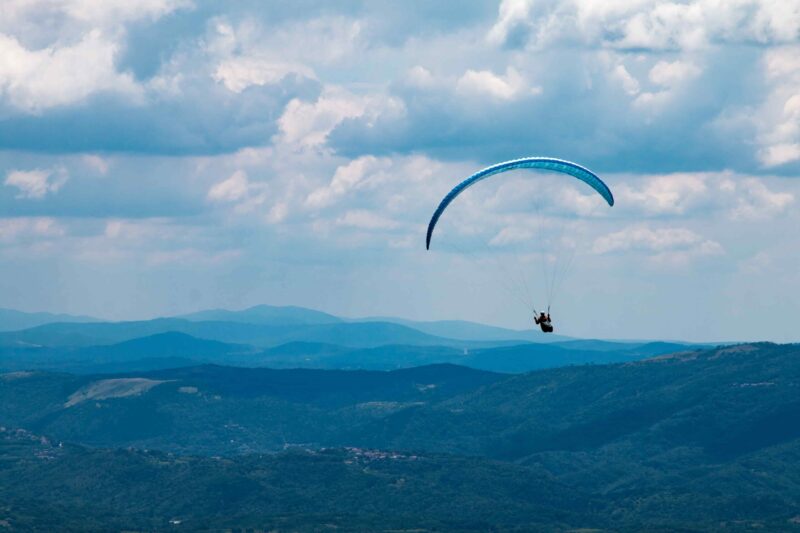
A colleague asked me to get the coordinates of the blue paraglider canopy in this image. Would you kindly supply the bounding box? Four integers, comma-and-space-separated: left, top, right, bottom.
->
425, 157, 614, 250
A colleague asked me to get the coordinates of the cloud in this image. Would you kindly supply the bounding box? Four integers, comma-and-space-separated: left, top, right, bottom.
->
593, 225, 709, 253
82, 154, 110, 175
306, 156, 389, 208
0, 0, 783, 172
616, 173, 709, 215
0, 0, 191, 51
63, 0, 191, 25
1, 0, 191, 30
5, 167, 68, 199
266, 202, 289, 224
612, 64, 640, 96
303, 154, 448, 220
630, 59, 703, 110
0, 30, 141, 113
649, 60, 701, 86
730, 178, 794, 219
335, 209, 399, 230
756, 46, 800, 167
487, 0, 800, 50
593, 224, 723, 265
615, 172, 794, 219
0, 216, 64, 243
489, 225, 535, 247
405, 66, 437, 89
471, 173, 611, 218
0, 6, 320, 155
456, 67, 539, 100
208, 20, 317, 94
761, 143, 800, 167
207, 170, 268, 213
2, 0, 800, 341
206, 15, 362, 91
486, 0, 535, 47
326, 42, 764, 173
45, 217, 242, 268
738, 250, 773, 274
208, 170, 249, 202
277, 87, 405, 149
214, 58, 315, 93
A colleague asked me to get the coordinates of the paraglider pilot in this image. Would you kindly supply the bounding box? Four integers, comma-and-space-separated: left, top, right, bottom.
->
534, 311, 553, 333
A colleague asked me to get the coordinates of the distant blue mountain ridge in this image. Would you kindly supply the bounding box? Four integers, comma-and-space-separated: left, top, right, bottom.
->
0, 304, 709, 375
177, 305, 341, 325
352, 316, 566, 343
0, 308, 99, 332
0, 318, 487, 350
177, 305, 566, 343
0, 332, 707, 375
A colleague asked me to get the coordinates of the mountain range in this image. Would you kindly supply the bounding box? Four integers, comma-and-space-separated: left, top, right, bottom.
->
0, 308, 98, 332
0, 304, 704, 375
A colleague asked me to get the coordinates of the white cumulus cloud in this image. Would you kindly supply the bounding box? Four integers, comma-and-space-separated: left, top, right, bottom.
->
0, 30, 141, 113
615, 172, 794, 219
456, 67, 539, 100
616, 174, 709, 215
757, 46, 800, 167
306, 156, 390, 209
405, 66, 437, 89
0, 0, 190, 43
82, 154, 110, 175
213, 57, 315, 93
5, 167, 68, 199
488, 0, 800, 50
207, 170, 268, 213
1, 0, 190, 28
276, 87, 405, 148
613, 64, 641, 96
730, 178, 794, 219
208, 170, 250, 202
593, 224, 723, 265
649, 60, 701, 86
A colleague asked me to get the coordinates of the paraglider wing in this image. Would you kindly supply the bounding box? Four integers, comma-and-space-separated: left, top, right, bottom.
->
425, 157, 614, 249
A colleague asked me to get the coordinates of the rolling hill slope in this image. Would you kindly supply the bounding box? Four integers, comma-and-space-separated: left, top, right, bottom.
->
0, 343, 792, 461
0, 428, 591, 532
4, 343, 800, 531
0, 363, 504, 453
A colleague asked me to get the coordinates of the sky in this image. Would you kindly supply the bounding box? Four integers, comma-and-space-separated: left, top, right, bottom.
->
0, 0, 799, 342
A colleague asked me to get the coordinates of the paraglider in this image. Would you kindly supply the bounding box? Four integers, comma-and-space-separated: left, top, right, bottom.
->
425, 157, 614, 333
534, 310, 553, 333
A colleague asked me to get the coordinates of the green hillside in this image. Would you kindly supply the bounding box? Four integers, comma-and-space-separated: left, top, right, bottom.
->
0, 428, 592, 532
4, 344, 800, 530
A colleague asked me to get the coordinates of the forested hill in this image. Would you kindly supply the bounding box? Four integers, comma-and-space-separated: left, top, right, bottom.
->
1, 427, 594, 532
3, 343, 800, 531
2, 343, 795, 458
352, 342, 800, 459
